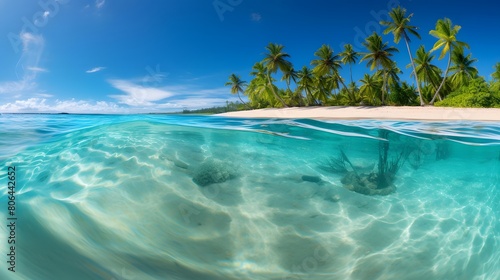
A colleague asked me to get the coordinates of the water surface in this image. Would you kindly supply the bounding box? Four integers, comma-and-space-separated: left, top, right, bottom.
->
0, 114, 499, 280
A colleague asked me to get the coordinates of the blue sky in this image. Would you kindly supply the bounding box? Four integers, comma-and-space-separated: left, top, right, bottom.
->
1, 0, 499, 113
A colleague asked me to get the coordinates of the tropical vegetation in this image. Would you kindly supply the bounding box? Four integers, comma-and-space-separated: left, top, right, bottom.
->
225, 6, 500, 109
180, 101, 246, 114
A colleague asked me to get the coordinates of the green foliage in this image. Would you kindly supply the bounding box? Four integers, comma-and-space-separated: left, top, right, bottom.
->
181, 101, 247, 114
388, 82, 419, 106
449, 47, 478, 88
492, 63, 500, 82
230, 9, 500, 110
490, 81, 500, 93
435, 78, 500, 108
435, 92, 500, 108
360, 33, 399, 71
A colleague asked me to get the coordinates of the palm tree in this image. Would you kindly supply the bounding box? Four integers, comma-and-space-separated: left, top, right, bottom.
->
281, 66, 304, 105
389, 81, 418, 106
312, 73, 331, 104
339, 82, 362, 105
339, 44, 359, 84
359, 73, 383, 105
247, 62, 273, 108
325, 71, 341, 95
381, 6, 425, 105
225, 74, 251, 109
360, 33, 399, 105
449, 47, 478, 88
281, 66, 298, 92
428, 18, 470, 104
385, 61, 402, 89
296, 66, 317, 106
262, 43, 291, 107
311, 45, 352, 97
410, 45, 442, 94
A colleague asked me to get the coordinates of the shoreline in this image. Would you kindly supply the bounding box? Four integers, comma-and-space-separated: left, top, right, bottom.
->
217, 106, 500, 121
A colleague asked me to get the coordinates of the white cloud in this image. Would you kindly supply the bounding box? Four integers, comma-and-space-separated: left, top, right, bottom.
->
17, 33, 45, 81
142, 65, 168, 84
34, 11, 50, 25
0, 80, 36, 94
108, 79, 175, 106
0, 87, 239, 113
0, 32, 45, 95
96, 0, 105, 9
35, 93, 54, 98
106, 76, 239, 111
19, 32, 44, 53
85, 66, 106, 73
0, 98, 126, 114
27, 67, 48, 73
251, 13, 262, 22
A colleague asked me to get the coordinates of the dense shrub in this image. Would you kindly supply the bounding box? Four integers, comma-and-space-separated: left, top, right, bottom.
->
435, 78, 500, 108
387, 82, 419, 106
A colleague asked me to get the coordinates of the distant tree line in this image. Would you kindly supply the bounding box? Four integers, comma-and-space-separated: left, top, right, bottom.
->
181, 101, 246, 114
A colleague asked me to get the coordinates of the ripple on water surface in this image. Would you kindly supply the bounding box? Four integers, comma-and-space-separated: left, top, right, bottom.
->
0, 115, 499, 280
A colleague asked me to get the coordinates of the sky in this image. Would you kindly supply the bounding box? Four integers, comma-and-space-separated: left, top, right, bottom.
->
1, 0, 499, 113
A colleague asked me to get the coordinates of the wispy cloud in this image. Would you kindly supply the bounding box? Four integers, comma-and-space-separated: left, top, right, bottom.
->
0, 80, 36, 94
95, 0, 105, 9
27, 67, 48, 73
108, 78, 237, 110
1, 76, 238, 113
85, 66, 106, 73
35, 93, 53, 98
34, 11, 50, 26
16, 33, 45, 81
108, 79, 175, 106
142, 65, 168, 84
0, 98, 126, 114
251, 13, 262, 22
0, 32, 44, 95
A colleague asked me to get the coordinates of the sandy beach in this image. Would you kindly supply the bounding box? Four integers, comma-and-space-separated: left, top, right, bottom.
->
218, 106, 500, 121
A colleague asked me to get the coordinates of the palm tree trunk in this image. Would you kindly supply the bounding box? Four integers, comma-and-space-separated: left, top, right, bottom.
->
305, 88, 317, 106
405, 38, 425, 106
430, 50, 452, 105
349, 65, 354, 84
289, 79, 305, 106
266, 74, 288, 107
429, 78, 442, 101
336, 72, 354, 99
237, 92, 252, 110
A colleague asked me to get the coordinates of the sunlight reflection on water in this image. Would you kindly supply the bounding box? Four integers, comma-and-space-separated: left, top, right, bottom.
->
0, 114, 499, 279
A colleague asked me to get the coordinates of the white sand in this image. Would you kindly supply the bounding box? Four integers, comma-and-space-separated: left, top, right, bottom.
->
218, 106, 500, 121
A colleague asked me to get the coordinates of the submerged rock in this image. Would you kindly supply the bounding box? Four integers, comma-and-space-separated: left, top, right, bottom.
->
341, 171, 396, 196
192, 159, 236, 187
301, 175, 322, 183
173, 159, 189, 169
325, 194, 340, 203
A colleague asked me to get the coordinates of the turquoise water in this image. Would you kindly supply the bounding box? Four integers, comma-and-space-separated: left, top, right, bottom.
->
0, 114, 499, 280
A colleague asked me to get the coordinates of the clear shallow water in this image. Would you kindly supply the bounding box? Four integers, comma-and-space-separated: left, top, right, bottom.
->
0, 114, 499, 280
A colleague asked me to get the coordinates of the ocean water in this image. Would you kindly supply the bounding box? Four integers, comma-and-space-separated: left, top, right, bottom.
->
0, 114, 499, 280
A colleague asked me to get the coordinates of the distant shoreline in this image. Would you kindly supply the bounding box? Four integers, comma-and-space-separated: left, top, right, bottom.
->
217, 106, 500, 121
